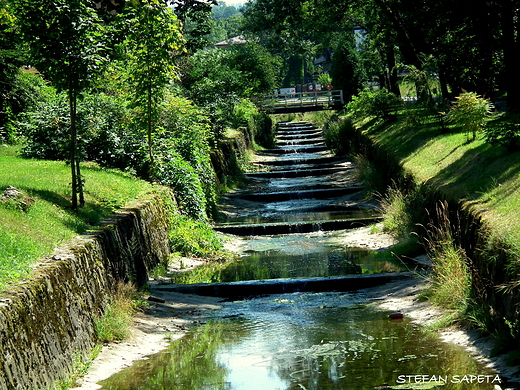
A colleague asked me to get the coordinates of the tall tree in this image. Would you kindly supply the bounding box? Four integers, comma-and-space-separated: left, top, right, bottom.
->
0, 1, 26, 140
170, 0, 217, 52
13, 0, 110, 209
498, 0, 520, 112
124, 0, 184, 178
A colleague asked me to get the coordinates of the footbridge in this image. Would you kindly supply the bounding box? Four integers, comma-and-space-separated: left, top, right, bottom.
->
263, 90, 345, 113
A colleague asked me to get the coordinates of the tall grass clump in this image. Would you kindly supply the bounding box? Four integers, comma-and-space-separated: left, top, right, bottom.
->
379, 187, 415, 240
323, 117, 356, 156
95, 282, 144, 343
169, 213, 224, 259
421, 202, 471, 319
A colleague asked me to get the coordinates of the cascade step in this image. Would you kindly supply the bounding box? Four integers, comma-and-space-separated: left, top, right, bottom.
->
253, 155, 342, 166
214, 216, 381, 236
237, 186, 363, 202
245, 165, 350, 178
152, 272, 414, 298
276, 131, 318, 136
259, 145, 327, 154
276, 138, 324, 146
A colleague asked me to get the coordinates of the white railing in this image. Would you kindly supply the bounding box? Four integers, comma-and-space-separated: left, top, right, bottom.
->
264, 90, 344, 110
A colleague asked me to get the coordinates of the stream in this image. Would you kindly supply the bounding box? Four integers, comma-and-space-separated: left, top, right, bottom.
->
98, 121, 501, 389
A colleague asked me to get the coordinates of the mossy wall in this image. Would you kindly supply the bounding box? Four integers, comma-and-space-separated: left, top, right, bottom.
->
0, 193, 171, 389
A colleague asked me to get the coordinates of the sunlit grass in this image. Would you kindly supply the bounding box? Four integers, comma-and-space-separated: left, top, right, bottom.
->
0, 146, 156, 289
361, 108, 520, 249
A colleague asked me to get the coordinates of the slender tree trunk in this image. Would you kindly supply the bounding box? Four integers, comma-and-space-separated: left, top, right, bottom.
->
386, 46, 400, 96
501, 0, 520, 113
77, 157, 84, 206
69, 90, 78, 210
147, 79, 155, 179
438, 66, 450, 100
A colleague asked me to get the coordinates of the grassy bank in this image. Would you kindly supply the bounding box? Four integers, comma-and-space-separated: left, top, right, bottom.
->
366, 107, 520, 243
313, 104, 520, 348
0, 145, 157, 290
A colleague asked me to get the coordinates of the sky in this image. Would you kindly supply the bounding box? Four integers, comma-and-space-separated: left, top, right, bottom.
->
222, 0, 246, 5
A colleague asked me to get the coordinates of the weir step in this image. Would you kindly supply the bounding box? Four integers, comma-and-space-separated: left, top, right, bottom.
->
276, 131, 323, 142
259, 145, 327, 154
276, 138, 324, 146
152, 272, 415, 298
214, 216, 381, 236
245, 165, 351, 179
254, 156, 343, 166
237, 186, 363, 202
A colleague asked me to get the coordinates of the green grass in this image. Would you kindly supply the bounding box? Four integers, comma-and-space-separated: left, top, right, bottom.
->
361, 107, 520, 245
0, 145, 156, 290
345, 104, 520, 332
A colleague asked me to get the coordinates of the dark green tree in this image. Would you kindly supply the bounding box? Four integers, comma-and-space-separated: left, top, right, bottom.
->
330, 36, 367, 101
0, 2, 27, 142
12, 0, 110, 209
123, 0, 185, 178
171, 0, 217, 52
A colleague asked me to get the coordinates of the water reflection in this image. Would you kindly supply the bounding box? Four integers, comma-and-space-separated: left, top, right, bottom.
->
173, 231, 406, 284
99, 292, 498, 390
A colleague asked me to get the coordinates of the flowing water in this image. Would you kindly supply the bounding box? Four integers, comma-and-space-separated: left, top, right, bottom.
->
98, 121, 502, 389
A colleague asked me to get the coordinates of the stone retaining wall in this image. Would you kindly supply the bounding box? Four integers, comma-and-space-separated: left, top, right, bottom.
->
0, 193, 171, 389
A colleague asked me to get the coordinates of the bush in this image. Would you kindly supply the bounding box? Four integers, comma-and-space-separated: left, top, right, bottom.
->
21, 90, 145, 174
19, 90, 70, 160
323, 118, 356, 156
1, 72, 51, 144
156, 94, 217, 219
158, 153, 207, 221
169, 213, 223, 258
484, 114, 520, 152
448, 91, 493, 141
347, 89, 402, 122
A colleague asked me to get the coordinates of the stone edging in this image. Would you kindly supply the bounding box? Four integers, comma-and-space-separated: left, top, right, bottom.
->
0, 194, 171, 390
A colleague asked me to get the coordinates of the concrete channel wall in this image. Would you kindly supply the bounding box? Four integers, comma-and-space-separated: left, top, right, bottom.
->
0, 193, 171, 390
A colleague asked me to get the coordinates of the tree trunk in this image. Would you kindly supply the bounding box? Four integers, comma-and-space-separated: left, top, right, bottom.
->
501, 0, 520, 113
69, 90, 78, 210
438, 66, 450, 101
386, 46, 400, 96
147, 79, 155, 179
76, 157, 85, 207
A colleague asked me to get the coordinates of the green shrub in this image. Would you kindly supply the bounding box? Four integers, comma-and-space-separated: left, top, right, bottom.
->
233, 98, 258, 129
251, 110, 275, 148
169, 213, 223, 258
448, 91, 493, 141
21, 90, 145, 174
347, 89, 403, 122
484, 114, 520, 151
158, 153, 207, 221
323, 117, 356, 156
156, 94, 217, 219
20, 90, 70, 160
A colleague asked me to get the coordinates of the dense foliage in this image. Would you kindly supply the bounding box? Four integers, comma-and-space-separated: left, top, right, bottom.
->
241, 0, 520, 115
2, 0, 278, 220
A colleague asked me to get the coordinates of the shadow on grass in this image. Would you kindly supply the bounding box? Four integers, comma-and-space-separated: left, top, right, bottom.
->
21, 188, 116, 233
425, 142, 520, 203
